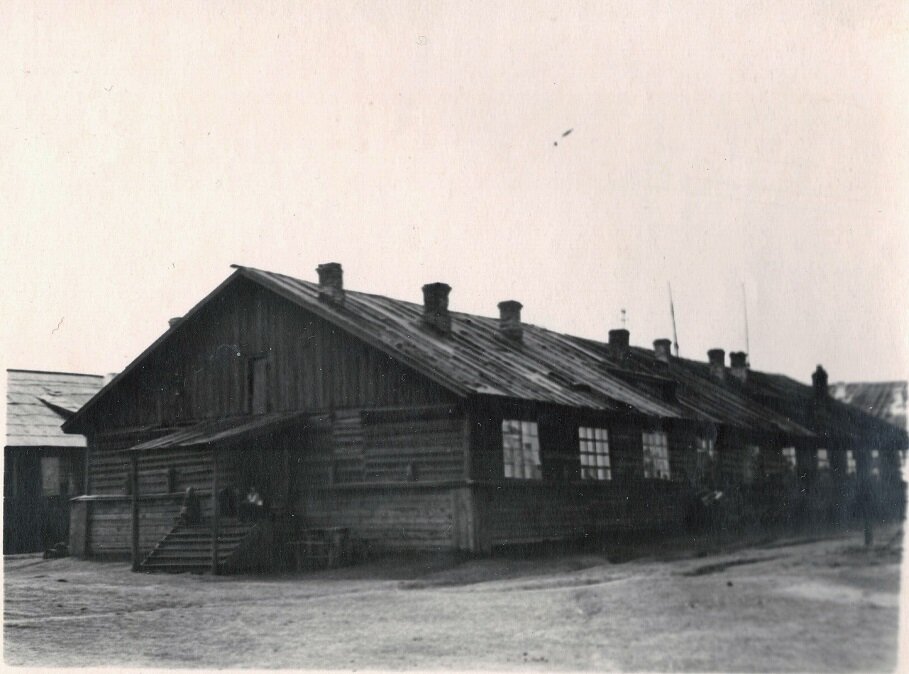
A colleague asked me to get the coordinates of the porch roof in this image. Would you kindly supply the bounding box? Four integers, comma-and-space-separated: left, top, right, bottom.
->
129, 411, 309, 451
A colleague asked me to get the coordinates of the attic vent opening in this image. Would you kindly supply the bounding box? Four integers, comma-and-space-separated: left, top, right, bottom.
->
571, 382, 593, 393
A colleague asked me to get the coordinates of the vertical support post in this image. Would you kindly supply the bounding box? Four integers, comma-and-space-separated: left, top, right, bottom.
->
130, 453, 140, 572
211, 449, 220, 575
862, 447, 874, 549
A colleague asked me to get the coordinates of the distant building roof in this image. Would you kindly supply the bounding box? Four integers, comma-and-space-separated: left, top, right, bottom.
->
6, 369, 104, 448
831, 381, 907, 431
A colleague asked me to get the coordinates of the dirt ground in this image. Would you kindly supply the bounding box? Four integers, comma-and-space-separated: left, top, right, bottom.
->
3, 526, 903, 672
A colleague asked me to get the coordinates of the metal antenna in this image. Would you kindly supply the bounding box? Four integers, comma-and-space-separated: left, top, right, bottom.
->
742, 282, 751, 365
668, 282, 680, 357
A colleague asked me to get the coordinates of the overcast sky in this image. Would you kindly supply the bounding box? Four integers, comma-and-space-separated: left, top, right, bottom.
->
2, 1, 907, 386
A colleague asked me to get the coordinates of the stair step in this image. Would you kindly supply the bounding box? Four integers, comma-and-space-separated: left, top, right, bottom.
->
140, 521, 266, 574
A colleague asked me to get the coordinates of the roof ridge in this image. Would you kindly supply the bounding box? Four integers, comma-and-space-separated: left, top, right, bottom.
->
7, 368, 103, 378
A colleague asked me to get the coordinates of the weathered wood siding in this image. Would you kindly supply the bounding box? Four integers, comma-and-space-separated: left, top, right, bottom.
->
87, 434, 239, 496
87, 496, 183, 558
473, 480, 690, 549
88, 278, 456, 431
301, 486, 457, 551
294, 405, 466, 487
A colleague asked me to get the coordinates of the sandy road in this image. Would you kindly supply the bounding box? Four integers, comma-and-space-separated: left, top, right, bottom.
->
4, 528, 901, 671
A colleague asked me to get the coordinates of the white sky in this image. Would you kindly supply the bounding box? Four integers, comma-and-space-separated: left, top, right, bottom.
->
1, 1, 907, 384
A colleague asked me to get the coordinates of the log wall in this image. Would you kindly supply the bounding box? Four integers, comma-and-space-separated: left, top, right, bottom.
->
300, 486, 458, 551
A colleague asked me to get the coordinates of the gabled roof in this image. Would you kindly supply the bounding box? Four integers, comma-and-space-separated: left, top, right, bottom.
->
7, 369, 104, 447
560, 341, 814, 437
831, 381, 907, 431
738, 370, 906, 448
61, 265, 891, 446
64, 266, 690, 434
239, 266, 685, 418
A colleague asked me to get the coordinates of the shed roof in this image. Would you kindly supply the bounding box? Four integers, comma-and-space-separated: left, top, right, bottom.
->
130, 411, 309, 451
6, 369, 104, 448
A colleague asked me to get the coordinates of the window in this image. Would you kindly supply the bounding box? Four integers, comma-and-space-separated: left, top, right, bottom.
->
817, 448, 830, 471
871, 450, 880, 477
247, 356, 268, 414
502, 420, 541, 479
846, 450, 857, 476
782, 447, 797, 471
579, 427, 611, 480
696, 436, 716, 461
40, 457, 61, 497
642, 431, 670, 480
743, 445, 762, 483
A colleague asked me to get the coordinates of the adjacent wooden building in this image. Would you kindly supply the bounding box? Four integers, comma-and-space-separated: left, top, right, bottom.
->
5, 369, 104, 554
62, 264, 907, 572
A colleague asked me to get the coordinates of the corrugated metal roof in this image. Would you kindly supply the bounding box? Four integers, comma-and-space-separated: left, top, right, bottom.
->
831, 381, 907, 431
240, 267, 685, 419
130, 411, 309, 451
736, 370, 906, 447
61, 265, 901, 447
6, 370, 104, 447
560, 341, 815, 437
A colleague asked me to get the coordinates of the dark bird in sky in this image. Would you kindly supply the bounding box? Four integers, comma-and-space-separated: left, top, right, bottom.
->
554, 128, 573, 146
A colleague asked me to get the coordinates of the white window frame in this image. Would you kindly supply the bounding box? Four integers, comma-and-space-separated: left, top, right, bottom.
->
782, 446, 797, 471
642, 431, 671, 480
846, 450, 857, 476
502, 419, 541, 480
696, 436, 716, 461
871, 449, 880, 477
579, 426, 611, 480
817, 448, 830, 471
743, 445, 761, 483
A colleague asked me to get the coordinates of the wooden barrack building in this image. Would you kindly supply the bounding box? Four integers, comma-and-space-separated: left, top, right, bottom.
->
62, 264, 907, 572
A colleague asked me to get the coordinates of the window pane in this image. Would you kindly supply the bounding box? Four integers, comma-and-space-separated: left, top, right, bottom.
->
41, 457, 61, 497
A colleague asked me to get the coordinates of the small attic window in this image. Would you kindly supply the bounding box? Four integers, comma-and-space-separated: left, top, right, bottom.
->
246, 355, 268, 415
571, 382, 592, 393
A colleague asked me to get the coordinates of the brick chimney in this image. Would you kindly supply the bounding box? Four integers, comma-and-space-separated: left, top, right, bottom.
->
708, 348, 726, 382
609, 329, 630, 357
497, 300, 523, 342
168, 317, 182, 328
729, 351, 748, 383
812, 365, 829, 399
653, 338, 672, 363
422, 283, 452, 335
316, 262, 345, 306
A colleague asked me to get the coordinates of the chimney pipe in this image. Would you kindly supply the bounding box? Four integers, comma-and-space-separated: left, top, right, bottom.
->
422, 283, 452, 335
316, 262, 345, 306
812, 365, 829, 399
609, 329, 630, 356
707, 348, 726, 382
653, 339, 672, 363
729, 351, 748, 383
168, 317, 182, 328
497, 300, 523, 342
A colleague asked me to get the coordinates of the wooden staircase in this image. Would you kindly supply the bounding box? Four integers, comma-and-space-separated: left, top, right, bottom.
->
139, 518, 269, 574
